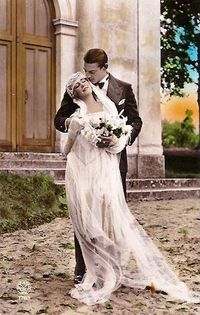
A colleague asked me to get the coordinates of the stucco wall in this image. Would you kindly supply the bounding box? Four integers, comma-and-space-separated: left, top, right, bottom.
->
76, 0, 137, 92
54, 0, 165, 177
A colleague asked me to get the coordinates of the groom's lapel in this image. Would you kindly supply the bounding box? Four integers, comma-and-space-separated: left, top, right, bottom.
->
107, 75, 123, 106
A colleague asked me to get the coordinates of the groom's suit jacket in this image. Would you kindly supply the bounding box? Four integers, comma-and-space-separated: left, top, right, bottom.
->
54, 73, 142, 173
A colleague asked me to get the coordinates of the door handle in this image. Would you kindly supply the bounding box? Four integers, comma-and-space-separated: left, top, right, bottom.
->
25, 89, 28, 103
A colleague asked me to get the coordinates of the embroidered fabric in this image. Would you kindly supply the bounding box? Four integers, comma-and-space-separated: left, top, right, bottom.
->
64, 88, 200, 306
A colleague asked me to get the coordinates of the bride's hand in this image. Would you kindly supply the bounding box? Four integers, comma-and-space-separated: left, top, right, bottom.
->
96, 135, 118, 148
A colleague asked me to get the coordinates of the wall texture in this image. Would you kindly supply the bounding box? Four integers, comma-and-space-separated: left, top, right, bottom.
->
54, 0, 164, 177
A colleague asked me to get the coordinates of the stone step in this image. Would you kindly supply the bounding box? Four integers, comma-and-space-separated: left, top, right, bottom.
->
0, 159, 66, 168
0, 152, 199, 201
0, 168, 199, 200
126, 178, 200, 189
127, 187, 200, 201
0, 152, 66, 180
56, 178, 200, 189
0, 168, 65, 180
0, 152, 64, 160
55, 179, 200, 201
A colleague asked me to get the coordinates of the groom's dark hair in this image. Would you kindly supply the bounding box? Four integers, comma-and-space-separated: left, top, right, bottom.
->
84, 48, 108, 69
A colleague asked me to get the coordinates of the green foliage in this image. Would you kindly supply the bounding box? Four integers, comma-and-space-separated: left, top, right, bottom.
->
162, 109, 199, 148
59, 242, 75, 249
165, 167, 200, 178
161, 0, 200, 95
0, 172, 68, 234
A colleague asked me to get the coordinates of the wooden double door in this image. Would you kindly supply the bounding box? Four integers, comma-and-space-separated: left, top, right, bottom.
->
0, 0, 55, 152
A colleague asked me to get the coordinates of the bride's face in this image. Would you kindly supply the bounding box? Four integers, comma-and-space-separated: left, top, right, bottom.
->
73, 78, 92, 99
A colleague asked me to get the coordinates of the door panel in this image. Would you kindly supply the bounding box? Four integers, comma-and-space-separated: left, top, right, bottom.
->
0, 0, 8, 31
0, 0, 16, 151
19, 46, 51, 148
25, 0, 49, 37
0, 43, 10, 143
25, 48, 35, 139
0, 0, 55, 152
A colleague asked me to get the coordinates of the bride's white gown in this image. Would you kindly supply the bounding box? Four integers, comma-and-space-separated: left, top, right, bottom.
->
64, 90, 200, 306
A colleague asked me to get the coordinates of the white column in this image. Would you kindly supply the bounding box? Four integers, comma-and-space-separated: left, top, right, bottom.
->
135, 0, 165, 177
53, 17, 78, 151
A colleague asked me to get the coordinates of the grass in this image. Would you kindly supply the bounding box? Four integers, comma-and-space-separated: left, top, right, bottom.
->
165, 170, 200, 178
0, 172, 68, 234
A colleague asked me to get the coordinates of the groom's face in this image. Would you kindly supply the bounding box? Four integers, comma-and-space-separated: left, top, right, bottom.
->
83, 62, 107, 84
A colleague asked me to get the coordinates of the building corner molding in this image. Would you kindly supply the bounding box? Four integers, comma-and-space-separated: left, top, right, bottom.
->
53, 18, 78, 36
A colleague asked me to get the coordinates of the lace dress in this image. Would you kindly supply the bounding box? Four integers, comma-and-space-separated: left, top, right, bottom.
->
64, 100, 200, 306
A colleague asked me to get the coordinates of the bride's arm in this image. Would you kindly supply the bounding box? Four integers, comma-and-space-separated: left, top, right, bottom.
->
63, 130, 77, 156
63, 118, 83, 156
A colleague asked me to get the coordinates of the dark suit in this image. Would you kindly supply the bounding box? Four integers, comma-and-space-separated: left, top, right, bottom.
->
54, 73, 142, 276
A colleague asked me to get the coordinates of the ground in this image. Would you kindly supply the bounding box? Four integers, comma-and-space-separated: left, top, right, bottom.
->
0, 199, 199, 315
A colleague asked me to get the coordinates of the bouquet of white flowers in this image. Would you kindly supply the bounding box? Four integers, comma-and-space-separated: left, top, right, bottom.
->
81, 112, 132, 146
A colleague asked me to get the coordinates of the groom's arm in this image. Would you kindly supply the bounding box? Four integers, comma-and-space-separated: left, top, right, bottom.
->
54, 91, 79, 133
123, 85, 142, 145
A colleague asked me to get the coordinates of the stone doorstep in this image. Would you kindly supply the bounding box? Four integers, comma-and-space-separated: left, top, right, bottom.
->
0, 166, 199, 188
0, 152, 64, 160
0, 168, 66, 181
56, 178, 200, 189
128, 186, 200, 192
0, 159, 66, 168
0, 167, 199, 200
55, 180, 200, 200
126, 178, 200, 189
127, 188, 200, 201
0, 168, 199, 192
0, 150, 200, 201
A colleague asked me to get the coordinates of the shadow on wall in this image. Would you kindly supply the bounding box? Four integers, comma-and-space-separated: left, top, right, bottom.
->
164, 148, 200, 177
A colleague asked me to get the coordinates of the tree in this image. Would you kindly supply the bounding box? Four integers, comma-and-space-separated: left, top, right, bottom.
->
162, 109, 198, 148
161, 0, 200, 146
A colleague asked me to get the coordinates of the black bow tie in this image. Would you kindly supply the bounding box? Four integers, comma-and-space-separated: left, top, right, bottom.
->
95, 82, 105, 89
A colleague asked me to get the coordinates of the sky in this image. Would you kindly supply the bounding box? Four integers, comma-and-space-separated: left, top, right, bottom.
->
161, 28, 199, 131
161, 78, 199, 131
161, 92, 199, 131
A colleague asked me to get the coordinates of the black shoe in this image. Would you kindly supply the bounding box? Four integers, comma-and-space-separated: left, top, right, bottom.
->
74, 274, 84, 284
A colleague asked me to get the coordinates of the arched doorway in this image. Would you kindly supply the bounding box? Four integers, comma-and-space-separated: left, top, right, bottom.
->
0, 0, 55, 152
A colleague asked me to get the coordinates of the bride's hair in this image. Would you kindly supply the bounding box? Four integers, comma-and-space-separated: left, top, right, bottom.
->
92, 90, 98, 101
65, 72, 87, 98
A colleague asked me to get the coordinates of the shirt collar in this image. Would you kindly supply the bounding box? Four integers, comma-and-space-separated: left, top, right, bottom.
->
98, 74, 109, 84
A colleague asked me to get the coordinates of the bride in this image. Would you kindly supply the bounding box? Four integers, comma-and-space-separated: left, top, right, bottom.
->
63, 72, 199, 306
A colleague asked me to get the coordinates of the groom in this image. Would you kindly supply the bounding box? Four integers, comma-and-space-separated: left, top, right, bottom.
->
54, 48, 142, 283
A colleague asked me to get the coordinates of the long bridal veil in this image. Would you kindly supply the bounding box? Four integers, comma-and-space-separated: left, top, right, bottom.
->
66, 153, 200, 305
65, 85, 200, 306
